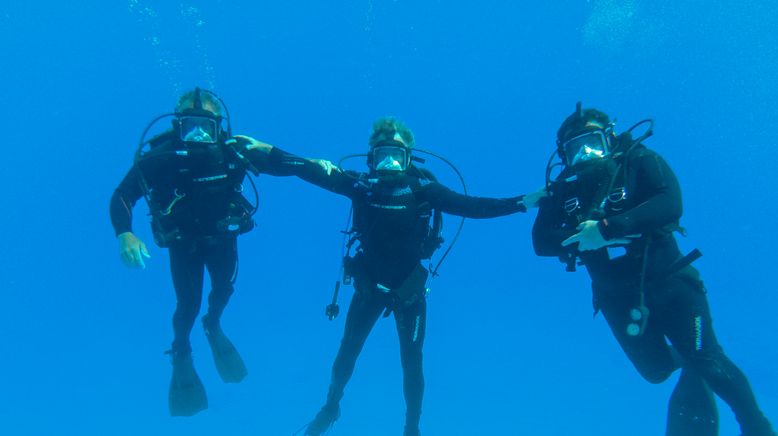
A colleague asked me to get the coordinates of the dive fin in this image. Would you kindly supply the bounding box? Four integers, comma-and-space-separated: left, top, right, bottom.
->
168, 352, 208, 417
204, 323, 248, 383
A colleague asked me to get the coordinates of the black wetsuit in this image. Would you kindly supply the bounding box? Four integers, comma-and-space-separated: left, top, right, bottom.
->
110, 133, 300, 354
532, 143, 774, 436
294, 161, 527, 431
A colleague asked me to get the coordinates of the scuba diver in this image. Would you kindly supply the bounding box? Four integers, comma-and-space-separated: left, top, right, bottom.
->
532, 103, 775, 436
282, 117, 544, 436
109, 88, 306, 416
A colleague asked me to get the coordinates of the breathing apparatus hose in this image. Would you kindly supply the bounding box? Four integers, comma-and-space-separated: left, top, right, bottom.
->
544, 149, 563, 192
244, 172, 260, 216
413, 148, 468, 277
600, 119, 655, 208
135, 112, 177, 206
336, 153, 368, 170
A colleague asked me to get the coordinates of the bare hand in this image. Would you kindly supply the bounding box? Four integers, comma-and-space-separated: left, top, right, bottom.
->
233, 135, 273, 153
118, 232, 151, 269
310, 159, 339, 175
522, 186, 548, 209
561, 220, 632, 251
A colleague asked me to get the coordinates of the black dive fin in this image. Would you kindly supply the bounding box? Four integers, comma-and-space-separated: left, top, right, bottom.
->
168, 353, 208, 417
204, 325, 248, 383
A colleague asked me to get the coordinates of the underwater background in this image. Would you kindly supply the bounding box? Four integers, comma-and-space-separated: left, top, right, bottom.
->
1, 1, 776, 435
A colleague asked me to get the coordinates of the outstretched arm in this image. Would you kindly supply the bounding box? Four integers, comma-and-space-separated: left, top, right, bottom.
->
291, 158, 360, 197
417, 181, 530, 218
229, 135, 310, 177
233, 136, 358, 197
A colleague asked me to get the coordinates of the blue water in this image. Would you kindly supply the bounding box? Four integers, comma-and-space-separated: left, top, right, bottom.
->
1, 1, 776, 435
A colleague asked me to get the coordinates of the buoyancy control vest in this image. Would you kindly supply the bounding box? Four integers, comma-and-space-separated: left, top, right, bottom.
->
349, 168, 443, 265
137, 131, 257, 247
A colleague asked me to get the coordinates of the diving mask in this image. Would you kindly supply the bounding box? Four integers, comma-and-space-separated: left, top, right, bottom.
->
179, 116, 219, 144
372, 144, 408, 172
562, 130, 610, 166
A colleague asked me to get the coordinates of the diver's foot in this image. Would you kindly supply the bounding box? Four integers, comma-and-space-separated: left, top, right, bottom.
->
305, 405, 340, 436
202, 316, 248, 383
167, 351, 208, 417
403, 424, 421, 436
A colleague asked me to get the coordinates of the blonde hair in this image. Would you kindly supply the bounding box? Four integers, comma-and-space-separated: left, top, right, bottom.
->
368, 117, 415, 148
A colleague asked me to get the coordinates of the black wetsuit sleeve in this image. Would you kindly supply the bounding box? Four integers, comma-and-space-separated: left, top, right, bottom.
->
243, 145, 357, 196
278, 153, 358, 197
109, 166, 145, 236
531, 196, 576, 257
297, 165, 360, 198
238, 145, 302, 176
417, 182, 526, 218
599, 152, 683, 240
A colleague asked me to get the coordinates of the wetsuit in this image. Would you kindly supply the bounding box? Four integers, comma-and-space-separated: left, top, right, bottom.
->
110, 132, 301, 354
532, 142, 774, 436
294, 161, 528, 432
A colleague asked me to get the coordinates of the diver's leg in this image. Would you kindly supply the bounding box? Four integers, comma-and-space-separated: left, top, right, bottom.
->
167, 240, 208, 416
326, 285, 386, 407
600, 289, 689, 435
664, 276, 774, 436
394, 295, 427, 436
306, 286, 386, 435
168, 241, 206, 354
202, 237, 238, 327
202, 237, 246, 383
599, 291, 678, 384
